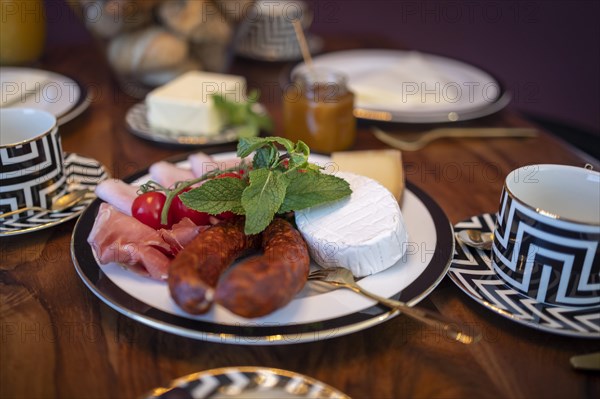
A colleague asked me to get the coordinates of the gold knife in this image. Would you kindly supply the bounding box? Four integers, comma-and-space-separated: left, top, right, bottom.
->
372, 126, 538, 151
570, 352, 600, 371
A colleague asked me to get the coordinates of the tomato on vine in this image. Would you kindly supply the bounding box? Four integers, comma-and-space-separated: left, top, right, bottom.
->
132, 192, 173, 229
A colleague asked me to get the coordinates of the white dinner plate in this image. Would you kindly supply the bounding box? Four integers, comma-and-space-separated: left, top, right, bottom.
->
0, 67, 91, 125
292, 49, 510, 123
449, 213, 600, 338
71, 152, 454, 344
143, 366, 349, 399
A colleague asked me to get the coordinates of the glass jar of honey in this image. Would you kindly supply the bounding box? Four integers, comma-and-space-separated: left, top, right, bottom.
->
283, 68, 356, 153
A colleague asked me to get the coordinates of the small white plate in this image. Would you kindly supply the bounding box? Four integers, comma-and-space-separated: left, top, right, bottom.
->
449, 213, 600, 338
292, 49, 510, 123
126, 102, 264, 147
0, 67, 91, 125
144, 367, 349, 399
0, 153, 108, 236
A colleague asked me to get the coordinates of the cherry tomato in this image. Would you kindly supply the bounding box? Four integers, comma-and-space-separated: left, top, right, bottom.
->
131, 192, 171, 230
172, 188, 211, 226
214, 172, 243, 220
216, 172, 243, 179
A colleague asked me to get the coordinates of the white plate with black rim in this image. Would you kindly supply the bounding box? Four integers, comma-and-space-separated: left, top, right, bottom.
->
0, 153, 108, 236
449, 213, 600, 338
292, 49, 511, 123
126, 103, 266, 147
0, 67, 91, 126
70, 152, 454, 344
143, 366, 349, 399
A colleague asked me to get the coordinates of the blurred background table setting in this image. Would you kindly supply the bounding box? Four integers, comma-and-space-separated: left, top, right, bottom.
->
1, 1, 599, 398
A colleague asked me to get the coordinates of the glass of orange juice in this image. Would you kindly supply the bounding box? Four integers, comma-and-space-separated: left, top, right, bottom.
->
0, 0, 46, 65
283, 68, 356, 153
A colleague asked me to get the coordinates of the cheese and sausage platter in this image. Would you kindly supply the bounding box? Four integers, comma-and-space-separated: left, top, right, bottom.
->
71, 140, 454, 344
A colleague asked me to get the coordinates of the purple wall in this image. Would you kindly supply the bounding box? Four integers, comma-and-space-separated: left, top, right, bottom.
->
307, 0, 599, 133
43, 0, 599, 133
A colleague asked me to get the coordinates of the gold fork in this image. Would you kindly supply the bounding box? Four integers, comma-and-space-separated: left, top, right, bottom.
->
372, 126, 538, 151
309, 267, 481, 344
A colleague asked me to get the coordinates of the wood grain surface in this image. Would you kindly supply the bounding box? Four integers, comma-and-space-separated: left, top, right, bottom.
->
1, 35, 599, 399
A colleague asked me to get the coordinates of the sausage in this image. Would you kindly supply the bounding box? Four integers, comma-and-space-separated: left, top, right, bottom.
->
214, 218, 310, 318
168, 218, 259, 314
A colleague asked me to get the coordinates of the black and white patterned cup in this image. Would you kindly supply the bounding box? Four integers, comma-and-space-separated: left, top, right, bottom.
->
492, 164, 600, 307
0, 108, 67, 218
236, 0, 313, 61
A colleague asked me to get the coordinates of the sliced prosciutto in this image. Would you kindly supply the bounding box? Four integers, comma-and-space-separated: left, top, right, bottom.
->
88, 203, 204, 280
160, 217, 208, 255
94, 179, 138, 216
149, 161, 194, 188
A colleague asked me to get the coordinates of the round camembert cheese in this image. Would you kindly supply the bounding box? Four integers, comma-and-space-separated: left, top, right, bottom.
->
294, 172, 408, 277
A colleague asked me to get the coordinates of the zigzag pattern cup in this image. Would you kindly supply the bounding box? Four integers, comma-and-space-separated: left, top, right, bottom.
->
0, 108, 66, 220
492, 164, 600, 307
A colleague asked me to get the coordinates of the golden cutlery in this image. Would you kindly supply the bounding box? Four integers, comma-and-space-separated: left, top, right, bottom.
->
372, 126, 538, 151
570, 352, 600, 371
308, 267, 481, 344
0, 189, 90, 219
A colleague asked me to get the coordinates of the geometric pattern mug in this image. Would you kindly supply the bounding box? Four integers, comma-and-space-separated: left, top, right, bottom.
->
0, 108, 66, 218
492, 164, 600, 306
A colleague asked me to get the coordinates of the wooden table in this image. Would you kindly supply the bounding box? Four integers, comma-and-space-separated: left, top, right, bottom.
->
1, 36, 599, 399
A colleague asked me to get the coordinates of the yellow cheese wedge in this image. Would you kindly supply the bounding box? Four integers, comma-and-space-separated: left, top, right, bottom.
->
331, 149, 404, 201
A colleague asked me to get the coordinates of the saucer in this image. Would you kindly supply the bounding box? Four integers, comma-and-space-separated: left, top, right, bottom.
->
143, 366, 349, 399
0, 153, 109, 236
449, 213, 600, 338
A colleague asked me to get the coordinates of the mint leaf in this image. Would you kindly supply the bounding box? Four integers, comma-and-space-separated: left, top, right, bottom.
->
236, 122, 258, 139
294, 140, 310, 157
253, 145, 278, 169
237, 137, 294, 158
212, 90, 272, 139
180, 178, 247, 215
279, 171, 351, 213
241, 169, 289, 234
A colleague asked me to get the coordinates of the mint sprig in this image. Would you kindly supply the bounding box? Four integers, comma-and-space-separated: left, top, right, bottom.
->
180, 177, 246, 215
241, 169, 290, 234
180, 137, 352, 235
213, 90, 273, 138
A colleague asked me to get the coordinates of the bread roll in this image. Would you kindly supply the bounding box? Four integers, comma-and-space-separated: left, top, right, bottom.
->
80, 0, 156, 39
107, 27, 188, 75
159, 0, 232, 44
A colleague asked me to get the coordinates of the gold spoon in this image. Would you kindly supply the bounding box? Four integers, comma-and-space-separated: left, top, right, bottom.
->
456, 229, 494, 250
0, 189, 90, 219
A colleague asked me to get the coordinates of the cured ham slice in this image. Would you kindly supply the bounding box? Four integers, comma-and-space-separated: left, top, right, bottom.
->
94, 179, 138, 216
188, 152, 218, 178
87, 203, 191, 280
160, 217, 208, 254
149, 161, 194, 188
188, 152, 250, 177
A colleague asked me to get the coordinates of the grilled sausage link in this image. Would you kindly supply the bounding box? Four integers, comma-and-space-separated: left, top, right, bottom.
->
215, 218, 310, 318
168, 218, 259, 314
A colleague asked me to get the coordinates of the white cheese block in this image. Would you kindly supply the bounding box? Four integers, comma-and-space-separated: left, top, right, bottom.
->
295, 172, 408, 277
146, 71, 246, 136
331, 149, 404, 201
